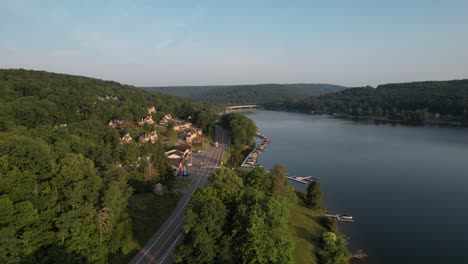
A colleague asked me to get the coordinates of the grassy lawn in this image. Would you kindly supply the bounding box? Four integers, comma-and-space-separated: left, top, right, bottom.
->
110, 192, 180, 264
290, 200, 327, 264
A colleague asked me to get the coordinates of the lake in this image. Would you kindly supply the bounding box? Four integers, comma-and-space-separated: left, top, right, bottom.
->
243, 110, 468, 264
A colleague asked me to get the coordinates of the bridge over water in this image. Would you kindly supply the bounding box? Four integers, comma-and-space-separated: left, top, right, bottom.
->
225, 105, 257, 111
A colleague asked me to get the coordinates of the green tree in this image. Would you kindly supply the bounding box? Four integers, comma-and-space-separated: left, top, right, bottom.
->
317, 232, 350, 264
209, 169, 244, 204
306, 181, 322, 210
177, 188, 228, 263
231, 188, 294, 264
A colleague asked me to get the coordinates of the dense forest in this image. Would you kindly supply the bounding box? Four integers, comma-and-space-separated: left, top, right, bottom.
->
265, 80, 468, 123
142, 83, 346, 105
0, 69, 220, 263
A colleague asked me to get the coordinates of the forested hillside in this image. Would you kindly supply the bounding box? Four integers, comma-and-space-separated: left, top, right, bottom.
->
265, 80, 468, 123
0, 69, 219, 263
142, 83, 346, 105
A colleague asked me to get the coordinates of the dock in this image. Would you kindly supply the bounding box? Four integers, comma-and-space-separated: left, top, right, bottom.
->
240, 132, 270, 168
286, 176, 319, 184
325, 214, 354, 223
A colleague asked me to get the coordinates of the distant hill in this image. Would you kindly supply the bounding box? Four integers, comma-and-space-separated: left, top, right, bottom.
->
141, 83, 347, 105
264, 79, 468, 123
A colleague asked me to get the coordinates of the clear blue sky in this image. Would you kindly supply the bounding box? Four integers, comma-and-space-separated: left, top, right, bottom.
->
1, 0, 467, 87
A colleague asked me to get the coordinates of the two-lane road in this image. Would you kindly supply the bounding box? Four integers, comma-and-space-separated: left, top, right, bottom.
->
130, 126, 229, 264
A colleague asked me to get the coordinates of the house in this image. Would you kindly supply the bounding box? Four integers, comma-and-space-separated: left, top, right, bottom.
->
120, 133, 133, 144
175, 144, 192, 158
138, 116, 155, 126
173, 121, 192, 131
145, 116, 154, 125
108, 119, 125, 129
165, 150, 185, 159
159, 114, 173, 125
147, 106, 156, 115
185, 128, 202, 143
139, 131, 158, 144
139, 135, 150, 144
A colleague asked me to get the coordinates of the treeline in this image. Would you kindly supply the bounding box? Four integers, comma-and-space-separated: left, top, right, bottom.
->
143, 83, 346, 105
219, 113, 257, 165
176, 166, 296, 263
0, 69, 219, 263
265, 80, 468, 123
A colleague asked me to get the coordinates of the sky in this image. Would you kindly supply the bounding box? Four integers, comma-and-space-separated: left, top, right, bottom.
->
1, 0, 468, 87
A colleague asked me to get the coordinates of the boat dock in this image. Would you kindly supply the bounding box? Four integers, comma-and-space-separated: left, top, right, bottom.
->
325, 214, 354, 223
286, 176, 319, 184
240, 132, 270, 168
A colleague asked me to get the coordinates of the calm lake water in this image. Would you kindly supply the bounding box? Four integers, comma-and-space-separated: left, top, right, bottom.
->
243, 110, 468, 264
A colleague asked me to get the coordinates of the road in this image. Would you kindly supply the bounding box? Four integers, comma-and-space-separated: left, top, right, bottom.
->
129, 125, 229, 264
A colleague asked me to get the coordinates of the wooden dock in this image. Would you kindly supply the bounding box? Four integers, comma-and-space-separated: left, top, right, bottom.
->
325, 214, 354, 223
286, 176, 319, 184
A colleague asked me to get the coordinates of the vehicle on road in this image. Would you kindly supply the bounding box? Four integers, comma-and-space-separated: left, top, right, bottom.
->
215, 141, 219, 147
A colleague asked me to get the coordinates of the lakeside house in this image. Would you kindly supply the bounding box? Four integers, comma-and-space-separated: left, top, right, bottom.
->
120, 133, 133, 144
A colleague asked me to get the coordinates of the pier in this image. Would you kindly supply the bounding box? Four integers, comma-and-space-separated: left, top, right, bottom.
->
325, 214, 354, 223
240, 132, 270, 168
286, 175, 319, 184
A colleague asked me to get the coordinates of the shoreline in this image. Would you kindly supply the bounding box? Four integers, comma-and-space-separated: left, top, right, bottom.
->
239, 132, 271, 168
260, 107, 467, 127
